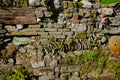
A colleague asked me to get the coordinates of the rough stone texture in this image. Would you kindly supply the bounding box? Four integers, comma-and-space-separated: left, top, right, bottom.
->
0, 8, 36, 24
69, 77, 80, 80
60, 67, 68, 73
71, 23, 87, 32
39, 75, 54, 80
49, 60, 58, 67
68, 66, 80, 72
97, 8, 114, 16
0, 1, 120, 80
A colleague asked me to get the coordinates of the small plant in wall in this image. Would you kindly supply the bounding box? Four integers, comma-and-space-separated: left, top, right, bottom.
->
11, 68, 31, 80
4, 70, 14, 80
62, 73, 70, 80
83, 49, 99, 62
98, 57, 107, 73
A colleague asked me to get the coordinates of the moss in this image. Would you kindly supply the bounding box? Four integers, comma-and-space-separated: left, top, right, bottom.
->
75, 32, 87, 39
11, 32, 24, 36
77, 1, 82, 6
100, 0, 120, 4
62, 73, 70, 80
22, 0, 28, 7
67, 1, 74, 8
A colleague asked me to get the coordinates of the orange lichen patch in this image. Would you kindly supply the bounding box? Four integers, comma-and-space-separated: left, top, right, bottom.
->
108, 36, 120, 54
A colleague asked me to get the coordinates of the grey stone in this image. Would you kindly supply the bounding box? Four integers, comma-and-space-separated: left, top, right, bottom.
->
81, 0, 92, 8
60, 67, 68, 73
12, 37, 31, 45
41, 75, 54, 80
0, 29, 6, 34
87, 70, 113, 78
49, 32, 62, 35
62, 32, 74, 36
18, 47, 27, 53
68, 66, 80, 72
99, 23, 104, 29
30, 55, 37, 63
73, 71, 80, 77
8, 58, 14, 66
55, 67, 60, 72
50, 60, 58, 67
87, 70, 111, 78
40, 35, 52, 39
3, 38, 11, 43
39, 39, 49, 45
48, 71, 55, 75
37, 32, 49, 35
45, 11, 53, 17
55, 72, 60, 78
31, 61, 45, 68
35, 7, 44, 18
5, 25, 16, 29
44, 28, 58, 32
101, 36, 107, 43
98, 8, 114, 16
27, 48, 37, 56
54, 0, 61, 9
93, 2, 101, 9
58, 28, 71, 32
28, 0, 41, 7
71, 23, 87, 32
110, 17, 120, 26
16, 24, 23, 30
39, 77, 42, 80
53, 35, 66, 39
40, 0, 46, 6
16, 56, 24, 65
46, 22, 54, 28
55, 23, 65, 28
79, 9, 84, 16
59, 51, 66, 57
74, 51, 83, 55
44, 54, 52, 64
55, 78, 60, 80
7, 29, 18, 32
69, 77, 80, 80
38, 61, 45, 67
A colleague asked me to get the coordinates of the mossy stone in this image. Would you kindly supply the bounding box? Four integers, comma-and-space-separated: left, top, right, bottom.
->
11, 32, 24, 36
22, 0, 28, 7
64, 9, 70, 13
68, 1, 74, 8
75, 32, 87, 39
77, 1, 82, 6
63, 1, 68, 9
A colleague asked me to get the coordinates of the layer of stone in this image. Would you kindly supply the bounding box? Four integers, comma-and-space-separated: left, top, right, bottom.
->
0, 0, 120, 80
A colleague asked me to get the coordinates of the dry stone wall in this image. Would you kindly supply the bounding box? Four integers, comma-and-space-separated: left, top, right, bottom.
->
0, 0, 120, 80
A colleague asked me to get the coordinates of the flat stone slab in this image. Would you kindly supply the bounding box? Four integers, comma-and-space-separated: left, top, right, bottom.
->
0, 8, 37, 24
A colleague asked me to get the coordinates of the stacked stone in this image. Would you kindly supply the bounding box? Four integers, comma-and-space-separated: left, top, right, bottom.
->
0, 0, 120, 80
0, 24, 7, 47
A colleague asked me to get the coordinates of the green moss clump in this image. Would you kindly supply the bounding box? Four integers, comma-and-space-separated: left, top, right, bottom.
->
100, 0, 120, 4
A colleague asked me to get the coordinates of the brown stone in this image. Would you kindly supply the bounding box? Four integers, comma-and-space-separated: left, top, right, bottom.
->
72, 20, 79, 24
0, 8, 36, 24
29, 25, 41, 28
83, 9, 91, 18
64, 13, 72, 18
99, 14, 105, 18
72, 13, 78, 20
